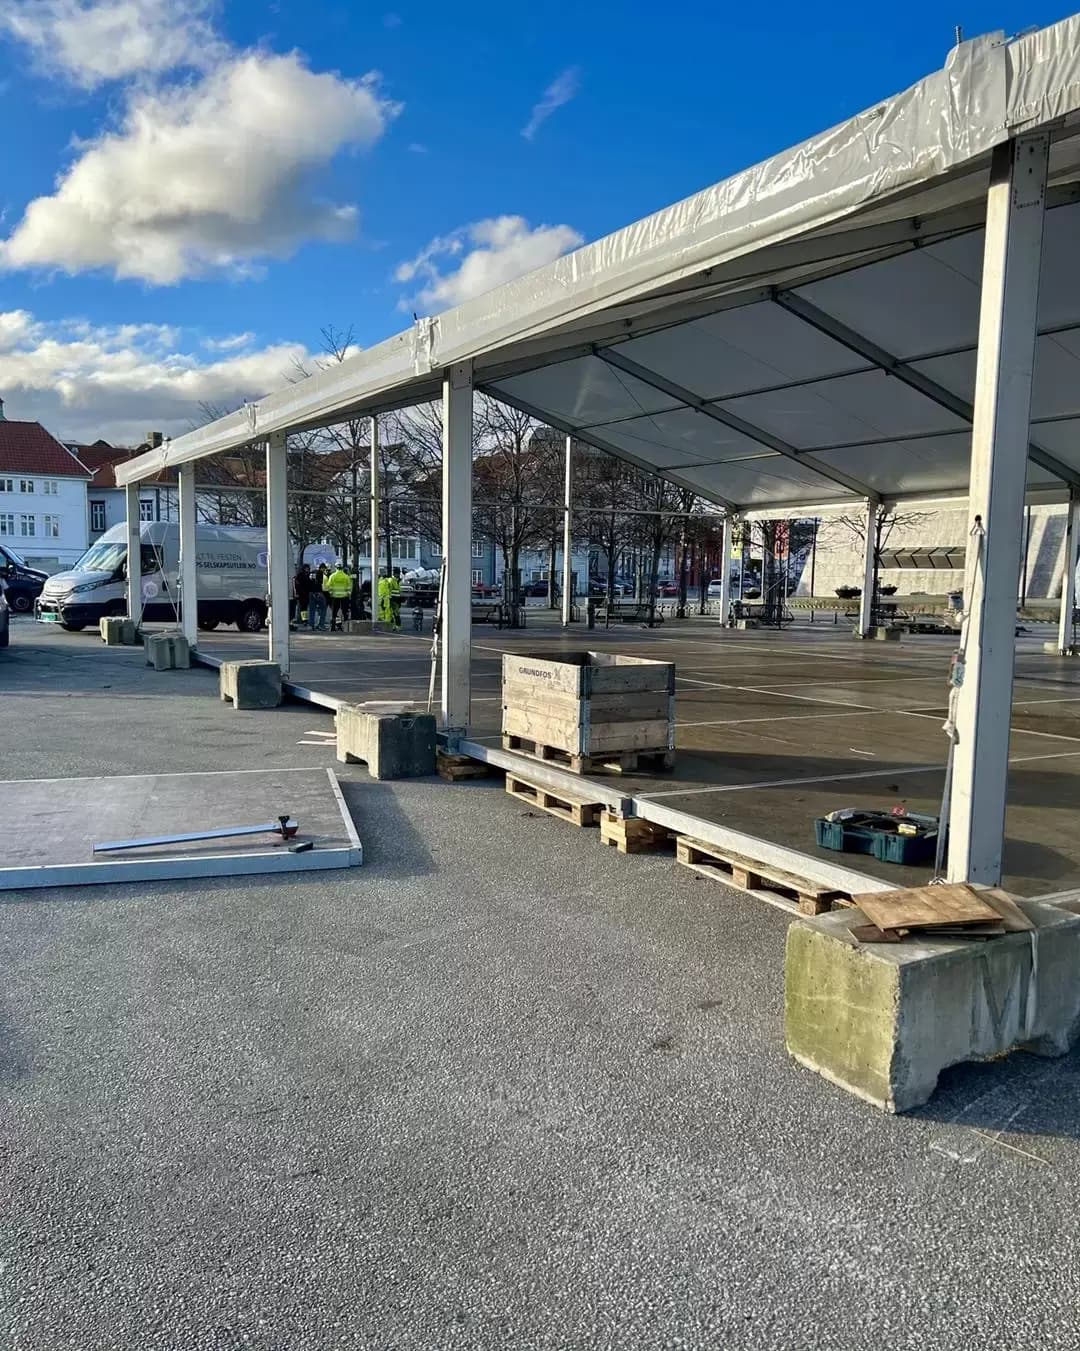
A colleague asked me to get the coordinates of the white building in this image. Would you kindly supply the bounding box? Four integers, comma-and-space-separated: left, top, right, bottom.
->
0, 405, 91, 570
68, 438, 177, 540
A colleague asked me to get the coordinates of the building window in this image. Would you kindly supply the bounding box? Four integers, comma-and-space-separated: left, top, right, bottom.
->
0, 514, 13, 536
390, 535, 419, 560
20, 479, 34, 494
471, 540, 484, 558
42, 480, 59, 496
429, 541, 441, 557
472, 568, 484, 586
139, 498, 155, 522
0, 478, 12, 493
19, 514, 35, 537
90, 501, 106, 532
43, 514, 60, 539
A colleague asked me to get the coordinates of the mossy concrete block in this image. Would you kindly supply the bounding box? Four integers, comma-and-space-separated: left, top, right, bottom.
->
336, 703, 436, 779
343, 620, 373, 636
220, 659, 282, 710
785, 901, 1080, 1112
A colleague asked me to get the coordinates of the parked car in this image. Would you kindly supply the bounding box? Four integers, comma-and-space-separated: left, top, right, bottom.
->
0, 576, 9, 648
523, 581, 559, 599
0, 544, 48, 614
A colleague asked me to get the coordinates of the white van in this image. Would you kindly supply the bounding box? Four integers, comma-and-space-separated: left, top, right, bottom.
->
36, 521, 274, 633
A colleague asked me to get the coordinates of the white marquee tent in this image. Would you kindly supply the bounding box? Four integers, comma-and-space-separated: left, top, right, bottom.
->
117, 16, 1080, 885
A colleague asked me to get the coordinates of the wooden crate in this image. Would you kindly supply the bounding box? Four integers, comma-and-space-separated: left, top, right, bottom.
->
504, 772, 604, 828
675, 836, 849, 915
599, 813, 672, 855
501, 651, 676, 776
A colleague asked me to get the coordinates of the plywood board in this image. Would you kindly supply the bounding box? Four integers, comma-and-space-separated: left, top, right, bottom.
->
853, 883, 1000, 933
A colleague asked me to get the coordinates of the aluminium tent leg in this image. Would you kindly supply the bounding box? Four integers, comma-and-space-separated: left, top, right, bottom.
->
946, 133, 1048, 886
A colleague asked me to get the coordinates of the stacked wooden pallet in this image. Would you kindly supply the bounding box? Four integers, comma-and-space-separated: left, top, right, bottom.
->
675, 836, 850, 915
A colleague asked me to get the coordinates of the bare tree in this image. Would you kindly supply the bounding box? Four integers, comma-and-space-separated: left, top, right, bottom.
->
824, 504, 932, 620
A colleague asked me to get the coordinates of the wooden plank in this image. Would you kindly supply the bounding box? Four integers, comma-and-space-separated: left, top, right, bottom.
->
585, 720, 673, 755
501, 707, 581, 755
587, 691, 671, 721
589, 663, 675, 695
599, 813, 671, 855
853, 884, 1001, 934
436, 752, 491, 783
501, 653, 584, 697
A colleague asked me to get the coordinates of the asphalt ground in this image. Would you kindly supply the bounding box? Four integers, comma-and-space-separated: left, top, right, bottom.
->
2, 619, 1080, 1350
202, 615, 1080, 896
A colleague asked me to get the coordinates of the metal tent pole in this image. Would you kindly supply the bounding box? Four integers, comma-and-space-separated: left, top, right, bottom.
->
1057, 489, 1080, 655
266, 431, 290, 673
947, 133, 1049, 886
857, 501, 875, 637
441, 362, 473, 738
369, 414, 380, 618
125, 483, 142, 625
178, 463, 198, 648
561, 434, 574, 626
718, 515, 734, 624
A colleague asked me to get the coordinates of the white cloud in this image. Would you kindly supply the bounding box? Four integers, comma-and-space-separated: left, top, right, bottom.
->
395, 215, 583, 311
0, 52, 401, 284
0, 308, 314, 444
0, 0, 222, 87
521, 67, 580, 141
202, 332, 256, 352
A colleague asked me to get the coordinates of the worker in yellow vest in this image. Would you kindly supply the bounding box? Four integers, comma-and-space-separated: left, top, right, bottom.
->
323, 561, 354, 632
377, 571, 401, 629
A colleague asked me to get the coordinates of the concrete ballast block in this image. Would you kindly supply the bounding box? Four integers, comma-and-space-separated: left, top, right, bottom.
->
784, 901, 1080, 1112
144, 631, 191, 670
343, 620, 373, 636
100, 616, 139, 646
220, 659, 282, 710
336, 703, 436, 779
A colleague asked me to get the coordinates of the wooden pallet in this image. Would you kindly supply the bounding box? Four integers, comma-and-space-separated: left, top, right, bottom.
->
502, 733, 675, 776
436, 751, 491, 783
600, 813, 672, 855
504, 773, 604, 828
675, 836, 849, 915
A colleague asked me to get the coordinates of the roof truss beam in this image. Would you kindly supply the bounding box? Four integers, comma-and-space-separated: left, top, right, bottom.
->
477, 383, 740, 514
773, 289, 1080, 489
593, 346, 872, 502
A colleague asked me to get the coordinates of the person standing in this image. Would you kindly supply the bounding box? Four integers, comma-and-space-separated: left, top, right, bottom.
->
325, 561, 354, 632
294, 563, 312, 626
377, 571, 393, 626
308, 564, 329, 631
389, 568, 403, 631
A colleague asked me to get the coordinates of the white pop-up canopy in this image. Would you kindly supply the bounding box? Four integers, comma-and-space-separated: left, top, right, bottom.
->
115, 16, 1080, 888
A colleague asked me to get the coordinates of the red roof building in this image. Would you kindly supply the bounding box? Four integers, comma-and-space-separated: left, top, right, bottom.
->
0, 420, 92, 479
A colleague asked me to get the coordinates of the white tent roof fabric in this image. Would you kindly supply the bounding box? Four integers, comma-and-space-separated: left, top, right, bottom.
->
118, 19, 1080, 515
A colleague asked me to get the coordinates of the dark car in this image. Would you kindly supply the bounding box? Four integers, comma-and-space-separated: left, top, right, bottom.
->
0, 578, 9, 648
0, 545, 47, 614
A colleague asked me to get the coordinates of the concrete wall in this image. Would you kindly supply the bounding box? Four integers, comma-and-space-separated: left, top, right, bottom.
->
796, 503, 1069, 601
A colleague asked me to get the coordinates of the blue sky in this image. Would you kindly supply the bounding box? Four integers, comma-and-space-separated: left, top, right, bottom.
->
0, 0, 1073, 442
